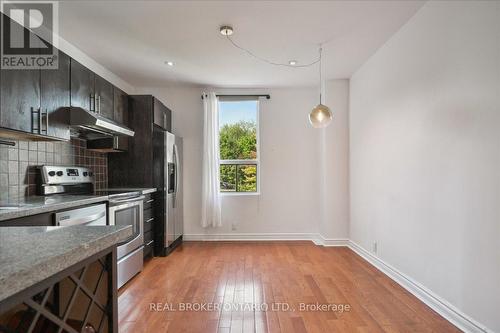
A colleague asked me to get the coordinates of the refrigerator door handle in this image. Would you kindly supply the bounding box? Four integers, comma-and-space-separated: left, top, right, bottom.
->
172, 144, 178, 208
174, 144, 179, 195
167, 131, 168, 191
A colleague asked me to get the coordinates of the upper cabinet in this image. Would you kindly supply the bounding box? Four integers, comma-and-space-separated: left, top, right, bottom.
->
0, 15, 71, 140
70, 60, 95, 111
0, 14, 130, 141
40, 52, 71, 140
0, 64, 41, 134
114, 88, 129, 125
1, 14, 40, 135
95, 75, 114, 119
71, 60, 125, 123
153, 97, 172, 132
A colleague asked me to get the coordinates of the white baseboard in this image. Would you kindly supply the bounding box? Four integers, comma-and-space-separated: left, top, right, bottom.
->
183, 233, 318, 242
348, 241, 492, 333
313, 234, 350, 247
184, 233, 349, 246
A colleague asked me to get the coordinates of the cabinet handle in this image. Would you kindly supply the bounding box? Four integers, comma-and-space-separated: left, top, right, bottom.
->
38, 107, 42, 134
39, 108, 48, 134
31, 107, 38, 133
44, 108, 49, 134
94, 95, 100, 114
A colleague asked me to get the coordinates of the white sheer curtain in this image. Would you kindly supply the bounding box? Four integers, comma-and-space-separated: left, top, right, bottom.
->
201, 92, 222, 228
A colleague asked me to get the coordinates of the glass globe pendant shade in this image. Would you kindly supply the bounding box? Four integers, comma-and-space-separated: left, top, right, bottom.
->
309, 103, 333, 128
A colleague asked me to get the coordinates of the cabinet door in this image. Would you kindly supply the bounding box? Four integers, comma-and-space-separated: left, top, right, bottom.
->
70, 59, 94, 111
95, 75, 114, 119
164, 106, 172, 132
0, 212, 54, 226
0, 15, 41, 134
153, 97, 171, 131
40, 52, 71, 140
0, 68, 41, 134
113, 87, 129, 125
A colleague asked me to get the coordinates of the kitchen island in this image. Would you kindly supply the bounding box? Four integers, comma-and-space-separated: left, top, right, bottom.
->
0, 225, 131, 333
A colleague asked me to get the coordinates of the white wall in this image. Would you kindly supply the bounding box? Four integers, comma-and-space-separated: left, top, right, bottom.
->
349, 1, 500, 332
321, 80, 350, 241
137, 84, 350, 241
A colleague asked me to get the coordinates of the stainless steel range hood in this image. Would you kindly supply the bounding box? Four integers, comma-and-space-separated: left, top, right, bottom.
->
70, 107, 134, 138
87, 136, 129, 153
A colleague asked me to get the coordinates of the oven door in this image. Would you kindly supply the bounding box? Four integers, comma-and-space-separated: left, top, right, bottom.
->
109, 197, 144, 259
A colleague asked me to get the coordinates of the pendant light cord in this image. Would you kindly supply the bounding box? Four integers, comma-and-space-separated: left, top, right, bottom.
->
319, 46, 323, 104
225, 35, 321, 68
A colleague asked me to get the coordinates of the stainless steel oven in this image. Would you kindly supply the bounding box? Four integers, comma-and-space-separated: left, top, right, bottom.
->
37, 166, 148, 289
108, 192, 144, 288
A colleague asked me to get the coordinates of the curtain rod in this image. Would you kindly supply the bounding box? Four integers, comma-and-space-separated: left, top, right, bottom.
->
201, 94, 270, 100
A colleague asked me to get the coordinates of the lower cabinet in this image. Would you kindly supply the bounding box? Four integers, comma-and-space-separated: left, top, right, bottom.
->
0, 212, 53, 226
143, 194, 155, 258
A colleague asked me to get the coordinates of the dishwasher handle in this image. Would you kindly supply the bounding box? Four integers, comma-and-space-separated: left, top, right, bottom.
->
54, 204, 107, 227
56, 211, 106, 227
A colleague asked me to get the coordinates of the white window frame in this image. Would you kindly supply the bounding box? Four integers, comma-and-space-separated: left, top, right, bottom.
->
218, 99, 260, 195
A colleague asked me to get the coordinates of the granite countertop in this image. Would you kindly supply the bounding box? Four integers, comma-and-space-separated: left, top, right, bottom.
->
0, 195, 109, 222
0, 225, 132, 304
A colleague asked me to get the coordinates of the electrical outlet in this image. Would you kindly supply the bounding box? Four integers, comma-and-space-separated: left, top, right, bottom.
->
231, 224, 237, 231
373, 242, 378, 254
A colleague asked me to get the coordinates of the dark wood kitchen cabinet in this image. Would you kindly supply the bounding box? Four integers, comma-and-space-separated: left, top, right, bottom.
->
113, 87, 129, 125
70, 59, 95, 111
71, 60, 115, 119
108, 95, 171, 188
0, 211, 54, 226
0, 12, 128, 141
0, 13, 70, 141
40, 51, 71, 140
0, 67, 40, 134
153, 97, 172, 131
1, 59, 71, 140
95, 74, 114, 119
0, 13, 40, 135
143, 193, 154, 258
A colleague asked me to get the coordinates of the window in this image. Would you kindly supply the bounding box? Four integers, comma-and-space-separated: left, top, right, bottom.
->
218, 98, 259, 193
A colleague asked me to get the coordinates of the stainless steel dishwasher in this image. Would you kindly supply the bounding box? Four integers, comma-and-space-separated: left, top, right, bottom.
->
54, 204, 107, 226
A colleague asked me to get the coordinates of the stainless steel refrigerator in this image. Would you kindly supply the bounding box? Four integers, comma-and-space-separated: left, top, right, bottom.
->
153, 129, 183, 256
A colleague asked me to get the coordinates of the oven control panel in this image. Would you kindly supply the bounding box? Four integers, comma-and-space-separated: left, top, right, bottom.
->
41, 165, 94, 184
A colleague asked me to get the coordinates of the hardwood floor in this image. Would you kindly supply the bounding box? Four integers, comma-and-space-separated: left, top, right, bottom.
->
118, 242, 460, 333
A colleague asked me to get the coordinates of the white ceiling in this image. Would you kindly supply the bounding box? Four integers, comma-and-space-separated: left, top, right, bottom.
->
58, 1, 425, 88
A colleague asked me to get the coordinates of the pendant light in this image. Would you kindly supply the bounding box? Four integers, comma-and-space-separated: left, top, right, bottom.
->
309, 47, 333, 128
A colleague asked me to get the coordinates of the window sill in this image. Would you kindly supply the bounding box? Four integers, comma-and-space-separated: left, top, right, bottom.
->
220, 192, 261, 197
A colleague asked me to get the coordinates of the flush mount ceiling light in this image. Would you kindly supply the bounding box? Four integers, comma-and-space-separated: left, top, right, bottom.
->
165, 61, 174, 66
219, 25, 234, 36
308, 47, 333, 128
288, 60, 298, 66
